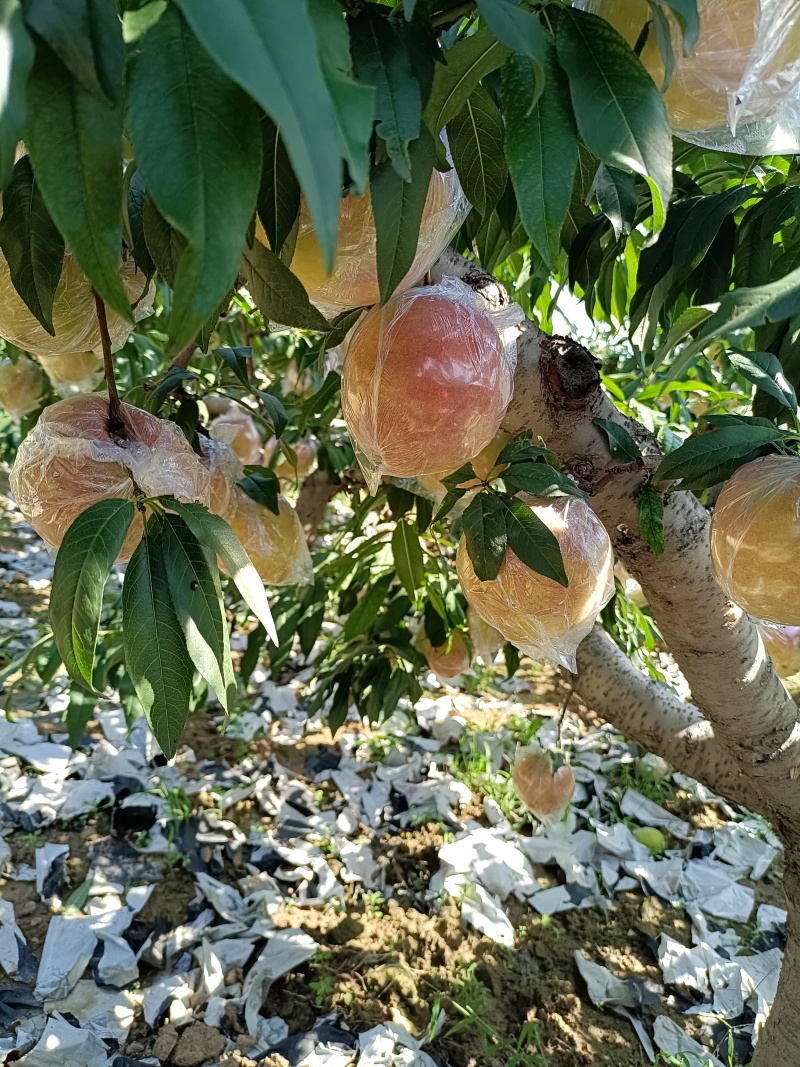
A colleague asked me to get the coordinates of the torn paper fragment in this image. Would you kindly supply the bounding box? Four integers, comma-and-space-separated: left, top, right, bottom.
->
243, 928, 317, 1034
620, 789, 690, 839
658, 935, 710, 995
575, 951, 660, 1009
713, 822, 780, 880
35, 842, 69, 905
438, 828, 538, 900
461, 884, 515, 947
34, 915, 97, 1001
14, 1013, 110, 1067
653, 1016, 725, 1067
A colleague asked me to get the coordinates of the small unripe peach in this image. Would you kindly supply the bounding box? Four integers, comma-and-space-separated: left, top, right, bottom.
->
226, 488, 313, 586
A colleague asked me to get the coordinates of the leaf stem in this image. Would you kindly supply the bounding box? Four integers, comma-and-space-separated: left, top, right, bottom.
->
170, 340, 198, 370
93, 290, 125, 439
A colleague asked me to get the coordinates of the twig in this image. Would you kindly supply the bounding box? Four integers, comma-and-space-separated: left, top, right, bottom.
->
93, 290, 125, 439
558, 684, 575, 749
169, 340, 198, 370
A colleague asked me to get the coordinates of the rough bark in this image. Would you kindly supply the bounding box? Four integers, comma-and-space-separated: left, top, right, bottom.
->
750, 862, 800, 1066
295, 468, 340, 542
574, 627, 759, 811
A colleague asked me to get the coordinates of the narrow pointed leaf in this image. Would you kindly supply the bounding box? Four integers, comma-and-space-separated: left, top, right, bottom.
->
242, 239, 331, 331
50, 499, 136, 690
257, 118, 300, 258
0, 155, 64, 333
161, 498, 278, 645
593, 418, 643, 464
593, 164, 637, 239
655, 423, 784, 485
123, 522, 193, 759
161, 512, 236, 712
476, 0, 545, 72
391, 520, 424, 600
501, 495, 567, 586
637, 480, 665, 556
174, 0, 342, 270
462, 492, 507, 581
447, 85, 507, 218
127, 5, 261, 355
424, 25, 507, 134
0, 0, 34, 191
728, 349, 798, 414
503, 462, 588, 500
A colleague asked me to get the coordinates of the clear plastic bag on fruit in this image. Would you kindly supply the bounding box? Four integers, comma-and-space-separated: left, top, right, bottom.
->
0, 252, 155, 358
261, 159, 471, 319
0, 356, 44, 422
581, 0, 800, 153
710, 455, 800, 625
513, 746, 576, 819
226, 487, 313, 586
457, 496, 615, 672
417, 629, 471, 679
467, 605, 503, 665
199, 436, 243, 519
209, 406, 263, 466
759, 624, 800, 679
341, 275, 523, 494
10, 394, 212, 559
38, 351, 104, 397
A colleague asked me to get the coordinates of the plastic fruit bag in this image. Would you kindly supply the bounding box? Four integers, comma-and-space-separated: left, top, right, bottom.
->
10, 394, 212, 560
263, 437, 318, 480
341, 276, 522, 494
226, 487, 313, 586
457, 496, 615, 672
759, 624, 800, 678
513, 746, 576, 818
256, 166, 470, 318
582, 0, 800, 153
417, 629, 470, 679
199, 436, 243, 520
0, 252, 154, 358
0, 356, 44, 422
710, 455, 800, 625
467, 605, 504, 665
38, 351, 104, 397
209, 407, 262, 466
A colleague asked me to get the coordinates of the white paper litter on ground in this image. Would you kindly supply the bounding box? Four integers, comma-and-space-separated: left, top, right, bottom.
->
34, 914, 97, 1001
653, 1015, 725, 1067
461, 884, 515, 946
243, 928, 318, 1034
436, 827, 538, 900
620, 789, 691, 839
14, 1013, 110, 1067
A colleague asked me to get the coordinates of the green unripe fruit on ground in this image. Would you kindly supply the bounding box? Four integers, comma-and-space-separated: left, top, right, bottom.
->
634, 827, 667, 855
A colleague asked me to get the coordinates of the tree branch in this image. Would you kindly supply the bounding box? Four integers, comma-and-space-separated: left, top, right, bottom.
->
93, 291, 125, 439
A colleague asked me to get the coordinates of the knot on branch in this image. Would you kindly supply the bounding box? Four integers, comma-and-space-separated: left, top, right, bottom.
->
540, 335, 600, 411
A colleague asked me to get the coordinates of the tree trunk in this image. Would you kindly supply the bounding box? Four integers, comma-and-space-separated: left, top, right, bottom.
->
295, 468, 339, 543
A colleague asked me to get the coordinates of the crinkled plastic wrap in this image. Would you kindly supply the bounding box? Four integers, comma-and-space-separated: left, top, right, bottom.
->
710, 454, 800, 625
467, 605, 503, 665
226, 487, 313, 586
38, 351, 104, 397
0, 251, 154, 358
209, 407, 263, 466
341, 276, 523, 495
417, 629, 471, 679
258, 166, 470, 319
582, 0, 800, 153
513, 746, 576, 819
457, 496, 615, 672
199, 436, 243, 519
10, 394, 212, 561
0, 356, 44, 422
758, 623, 800, 678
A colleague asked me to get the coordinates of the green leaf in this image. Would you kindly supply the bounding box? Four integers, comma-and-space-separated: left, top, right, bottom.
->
254, 389, 289, 438
415, 494, 433, 534
0, 155, 64, 333
146, 368, 197, 414
593, 417, 643, 464
122, 521, 194, 759
476, 0, 545, 73
503, 462, 588, 501
728, 349, 798, 415
127, 5, 262, 355
351, 8, 421, 181
66, 683, 96, 750
496, 438, 553, 465
343, 572, 393, 640
328, 668, 354, 735
126, 171, 155, 282
655, 423, 785, 485
257, 117, 300, 257
462, 492, 507, 582
434, 486, 467, 522
637, 480, 665, 556
162, 498, 278, 644
424, 24, 507, 134
447, 85, 507, 218
142, 194, 186, 289
441, 462, 477, 490
23, 0, 124, 105
308, 0, 375, 195
695, 264, 800, 345
504, 641, 520, 678
501, 495, 567, 586
371, 126, 435, 304
50, 499, 136, 691
122, 1, 167, 43
0, 0, 33, 191
660, 0, 699, 52
386, 484, 415, 520
391, 520, 424, 601
593, 164, 637, 240
217, 347, 251, 389
556, 8, 672, 232
240, 622, 266, 686
242, 239, 331, 331
174, 0, 342, 271
160, 512, 236, 713
26, 42, 131, 321
237, 468, 281, 516
502, 43, 577, 270
403, 0, 418, 18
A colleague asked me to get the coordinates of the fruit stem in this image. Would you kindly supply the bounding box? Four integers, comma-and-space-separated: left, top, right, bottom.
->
93, 290, 126, 440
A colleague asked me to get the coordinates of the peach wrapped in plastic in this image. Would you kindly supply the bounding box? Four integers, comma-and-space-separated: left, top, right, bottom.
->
341, 276, 522, 494
513, 747, 576, 819
457, 497, 615, 672
263, 436, 318, 481
583, 0, 800, 153
38, 351, 104, 397
417, 629, 471, 679
758, 624, 800, 679
209, 407, 263, 466
0, 356, 44, 422
225, 487, 313, 587
0, 252, 154, 357
259, 165, 470, 319
199, 436, 243, 520
710, 455, 800, 625
467, 605, 503, 665
10, 395, 212, 561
